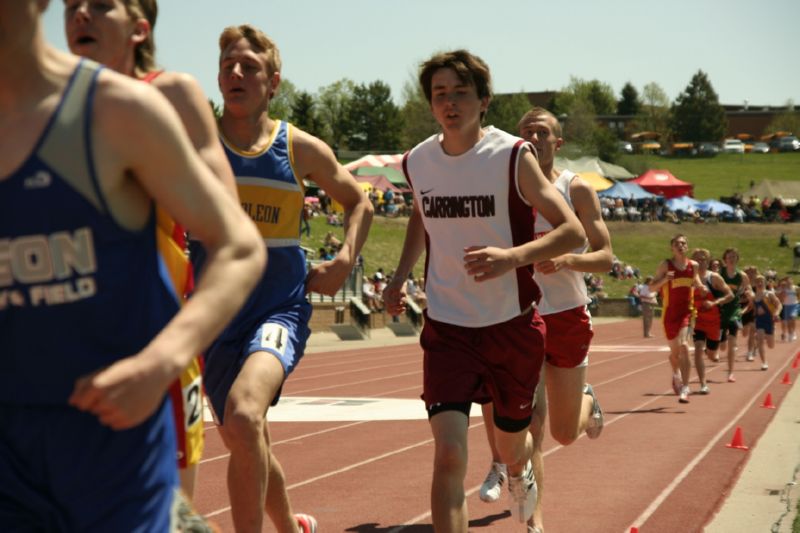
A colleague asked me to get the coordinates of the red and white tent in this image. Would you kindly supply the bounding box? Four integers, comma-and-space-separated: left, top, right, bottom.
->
344, 154, 404, 172
631, 169, 694, 199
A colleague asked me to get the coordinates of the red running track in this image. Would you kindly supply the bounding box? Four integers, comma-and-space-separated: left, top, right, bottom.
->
192, 319, 800, 532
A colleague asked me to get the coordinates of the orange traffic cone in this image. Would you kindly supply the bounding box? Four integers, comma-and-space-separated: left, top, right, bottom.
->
760, 392, 776, 409
781, 372, 792, 385
630, 528, 639, 533
793, 357, 799, 370
726, 426, 749, 450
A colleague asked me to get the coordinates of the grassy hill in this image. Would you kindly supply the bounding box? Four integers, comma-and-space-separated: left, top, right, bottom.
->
617, 152, 800, 200
304, 216, 798, 299
308, 152, 800, 298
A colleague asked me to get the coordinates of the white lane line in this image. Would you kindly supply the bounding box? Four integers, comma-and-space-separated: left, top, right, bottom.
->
626, 363, 788, 532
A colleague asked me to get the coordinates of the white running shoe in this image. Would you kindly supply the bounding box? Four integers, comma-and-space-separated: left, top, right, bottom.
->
761, 363, 769, 371
699, 384, 710, 395
508, 460, 537, 523
679, 386, 690, 403
479, 462, 507, 503
746, 351, 755, 362
584, 383, 604, 439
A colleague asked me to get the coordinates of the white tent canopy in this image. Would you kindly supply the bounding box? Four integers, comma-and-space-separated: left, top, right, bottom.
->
554, 156, 635, 180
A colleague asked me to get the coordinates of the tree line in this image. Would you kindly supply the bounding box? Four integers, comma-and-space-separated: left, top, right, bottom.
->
213, 71, 799, 161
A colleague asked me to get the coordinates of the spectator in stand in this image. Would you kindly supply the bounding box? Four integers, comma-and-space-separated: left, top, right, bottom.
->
793, 243, 800, 273
734, 205, 745, 223
638, 276, 657, 337
362, 276, 381, 312
301, 203, 312, 237
778, 276, 798, 342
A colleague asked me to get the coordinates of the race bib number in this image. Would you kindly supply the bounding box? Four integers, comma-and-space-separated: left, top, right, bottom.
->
260, 322, 289, 355
182, 375, 202, 428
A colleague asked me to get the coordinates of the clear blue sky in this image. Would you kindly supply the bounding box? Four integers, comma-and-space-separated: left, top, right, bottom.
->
43, 0, 799, 108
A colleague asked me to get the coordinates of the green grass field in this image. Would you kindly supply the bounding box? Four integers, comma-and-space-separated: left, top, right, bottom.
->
309, 152, 800, 297
618, 152, 800, 200
304, 216, 799, 299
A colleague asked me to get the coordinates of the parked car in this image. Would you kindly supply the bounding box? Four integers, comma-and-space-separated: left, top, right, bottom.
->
751, 142, 770, 154
697, 142, 720, 156
639, 140, 661, 153
722, 139, 745, 153
617, 140, 633, 154
776, 136, 800, 152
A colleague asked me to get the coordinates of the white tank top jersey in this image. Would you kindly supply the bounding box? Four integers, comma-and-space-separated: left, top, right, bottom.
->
403, 126, 540, 327
533, 170, 591, 315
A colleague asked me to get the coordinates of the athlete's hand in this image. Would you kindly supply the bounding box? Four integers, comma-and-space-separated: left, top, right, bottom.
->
69, 355, 173, 430
463, 246, 514, 282
535, 254, 571, 275
382, 278, 407, 316
306, 255, 351, 296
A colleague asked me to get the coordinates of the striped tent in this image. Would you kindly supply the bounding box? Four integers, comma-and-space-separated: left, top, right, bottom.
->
343, 154, 404, 172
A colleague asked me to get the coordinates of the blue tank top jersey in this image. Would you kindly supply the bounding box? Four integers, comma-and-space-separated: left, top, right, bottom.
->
213, 121, 309, 339
0, 60, 180, 404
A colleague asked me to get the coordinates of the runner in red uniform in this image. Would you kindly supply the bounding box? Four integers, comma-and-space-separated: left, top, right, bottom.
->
649, 235, 702, 403
690, 249, 733, 394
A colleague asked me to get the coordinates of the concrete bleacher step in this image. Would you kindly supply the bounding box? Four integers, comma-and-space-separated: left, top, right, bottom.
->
329, 323, 370, 340
386, 322, 419, 337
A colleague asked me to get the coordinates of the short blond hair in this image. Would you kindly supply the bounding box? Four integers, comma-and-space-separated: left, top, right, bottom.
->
517, 107, 563, 138
218, 24, 281, 76
122, 0, 158, 74
691, 248, 710, 262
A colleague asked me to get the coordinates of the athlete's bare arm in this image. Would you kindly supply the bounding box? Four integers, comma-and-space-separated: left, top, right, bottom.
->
535, 176, 613, 275
463, 149, 584, 282
68, 72, 265, 430
384, 196, 426, 315
649, 260, 673, 292
292, 129, 373, 296
152, 72, 238, 199
707, 272, 734, 309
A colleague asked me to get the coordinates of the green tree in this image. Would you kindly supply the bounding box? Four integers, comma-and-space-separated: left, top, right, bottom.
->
317, 79, 356, 151
345, 81, 403, 151
269, 78, 297, 120
290, 91, 324, 138
208, 98, 222, 119
670, 70, 727, 142
617, 82, 641, 116
553, 77, 616, 116
766, 100, 800, 136
634, 82, 672, 141
484, 92, 531, 135
399, 77, 439, 148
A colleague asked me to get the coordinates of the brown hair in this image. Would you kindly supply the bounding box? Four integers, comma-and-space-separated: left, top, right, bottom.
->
670, 234, 687, 245
722, 247, 739, 262
517, 107, 563, 138
691, 248, 710, 262
122, 0, 157, 74
419, 49, 491, 117
219, 24, 282, 77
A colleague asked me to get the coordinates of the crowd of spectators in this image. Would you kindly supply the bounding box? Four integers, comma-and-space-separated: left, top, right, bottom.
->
599, 193, 800, 224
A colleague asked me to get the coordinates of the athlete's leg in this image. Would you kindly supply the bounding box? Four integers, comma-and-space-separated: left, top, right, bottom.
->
481, 403, 502, 463
693, 338, 707, 388
430, 410, 470, 533
677, 326, 691, 387
178, 467, 198, 501
218, 351, 284, 532
756, 329, 767, 365
725, 325, 738, 380
544, 363, 589, 445
263, 422, 299, 533
527, 383, 547, 533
